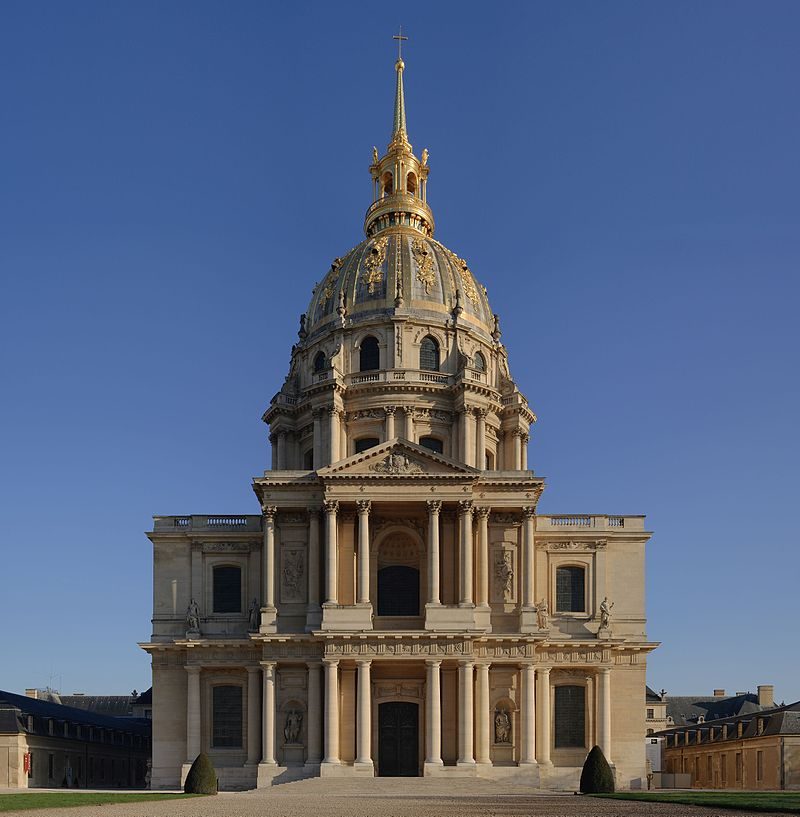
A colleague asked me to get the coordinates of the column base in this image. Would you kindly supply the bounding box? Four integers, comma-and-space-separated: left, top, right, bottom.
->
259, 607, 277, 633
256, 761, 279, 787
353, 760, 375, 775
473, 605, 492, 631
423, 760, 447, 777
456, 759, 477, 769
319, 760, 347, 777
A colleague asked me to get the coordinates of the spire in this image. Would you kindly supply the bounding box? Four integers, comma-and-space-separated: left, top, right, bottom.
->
392, 27, 409, 140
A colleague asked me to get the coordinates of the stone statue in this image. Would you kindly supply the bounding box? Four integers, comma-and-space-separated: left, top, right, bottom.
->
600, 596, 614, 629
247, 598, 260, 631
535, 597, 549, 630
421, 148, 429, 166
284, 709, 303, 744
185, 598, 200, 632
495, 551, 514, 600
494, 708, 511, 744
372, 146, 379, 164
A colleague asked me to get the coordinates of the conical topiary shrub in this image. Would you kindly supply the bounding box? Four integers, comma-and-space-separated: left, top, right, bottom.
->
579, 745, 615, 793
183, 752, 217, 795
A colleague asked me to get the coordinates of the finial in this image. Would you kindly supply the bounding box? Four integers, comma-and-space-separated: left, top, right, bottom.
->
392, 28, 408, 138
393, 26, 408, 62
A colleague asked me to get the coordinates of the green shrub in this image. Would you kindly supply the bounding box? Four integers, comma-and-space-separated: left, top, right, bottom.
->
183, 753, 217, 795
580, 745, 615, 793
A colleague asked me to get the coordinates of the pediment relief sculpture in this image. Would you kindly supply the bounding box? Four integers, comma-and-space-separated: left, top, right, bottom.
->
370, 453, 424, 474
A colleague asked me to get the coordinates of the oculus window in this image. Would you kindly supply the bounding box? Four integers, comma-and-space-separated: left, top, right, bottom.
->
213, 565, 242, 613
555, 565, 585, 613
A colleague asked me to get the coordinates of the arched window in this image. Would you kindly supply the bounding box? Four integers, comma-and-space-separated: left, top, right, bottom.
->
406, 172, 417, 196
419, 436, 443, 454
419, 335, 440, 371
213, 565, 242, 613
485, 450, 495, 470
473, 351, 486, 372
381, 172, 393, 197
313, 351, 327, 373
303, 449, 314, 470
355, 437, 379, 454
360, 336, 380, 371
555, 565, 585, 612
554, 685, 585, 748
212, 685, 242, 748
377, 565, 420, 616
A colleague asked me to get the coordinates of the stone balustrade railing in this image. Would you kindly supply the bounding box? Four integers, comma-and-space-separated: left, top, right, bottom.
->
536, 515, 645, 531
153, 515, 263, 532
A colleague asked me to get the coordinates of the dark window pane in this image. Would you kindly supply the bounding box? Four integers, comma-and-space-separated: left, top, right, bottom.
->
213, 566, 241, 613
555, 566, 585, 612
419, 336, 440, 371
355, 437, 379, 454
554, 685, 585, 748
212, 685, 242, 748
360, 337, 380, 371
473, 352, 486, 372
313, 352, 326, 372
419, 436, 443, 454
378, 566, 420, 616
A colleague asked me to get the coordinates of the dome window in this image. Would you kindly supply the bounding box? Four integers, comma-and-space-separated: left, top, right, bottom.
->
355, 437, 379, 454
406, 172, 417, 196
381, 172, 393, 197
473, 351, 486, 372
359, 336, 380, 371
419, 336, 440, 371
419, 436, 443, 455
313, 352, 327, 373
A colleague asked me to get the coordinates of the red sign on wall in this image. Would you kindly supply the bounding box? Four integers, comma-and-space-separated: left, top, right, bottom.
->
23, 753, 31, 774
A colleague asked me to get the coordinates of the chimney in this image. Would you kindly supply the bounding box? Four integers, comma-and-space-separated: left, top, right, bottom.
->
24, 689, 39, 699
713, 689, 726, 697
758, 685, 774, 708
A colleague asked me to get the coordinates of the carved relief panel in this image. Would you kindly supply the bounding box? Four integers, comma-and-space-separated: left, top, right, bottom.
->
490, 542, 518, 605
280, 545, 307, 604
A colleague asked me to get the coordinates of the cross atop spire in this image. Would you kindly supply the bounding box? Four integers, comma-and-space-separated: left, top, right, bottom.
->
392, 28, 408, 139
393, 26, 408, 61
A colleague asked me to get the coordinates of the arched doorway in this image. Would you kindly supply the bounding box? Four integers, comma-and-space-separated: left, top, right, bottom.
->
378, 702, 419, 776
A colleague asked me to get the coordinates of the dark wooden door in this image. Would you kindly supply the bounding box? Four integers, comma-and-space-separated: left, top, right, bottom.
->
378, 702, 419, 776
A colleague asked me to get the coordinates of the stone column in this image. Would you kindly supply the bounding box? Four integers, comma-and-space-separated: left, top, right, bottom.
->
260, 662, 277, 766
307, 509, 321, 611
185, 666, 201, 763
459, 500, 474, 607
269, 433, 277, 471
246, 666, 261, 765
598, 667, 612, 762
522, 507, 535, 609
322, 659, 340, 765
263, 506, 277, 611
520, 663, 536, 765
403, 406, 414, 441
356, 500, 371, 605
536, 667, 551, 764
323, 500, 338, 605
425, 660, 443, 766
305, 661, 322, 767
426, 500, 442, 605
521, 433, 529, 470
463, 409, 476, 467
475, 662, 491, 765
355, 660, 373, 768
312, 409, 323, 469
276, 430, 287, 470
512, 429, 522, 470
475, 409, 487, 470
328, 407, 340, 465
475, 507, 490, 608
339, 413, 348, 460
457, 660, 475, 766
384, 406, 396, 440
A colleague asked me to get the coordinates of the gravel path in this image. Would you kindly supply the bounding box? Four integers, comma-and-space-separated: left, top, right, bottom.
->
3, 778, 783, 817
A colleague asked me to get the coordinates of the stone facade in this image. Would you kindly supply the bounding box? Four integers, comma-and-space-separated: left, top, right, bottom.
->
141, 54, 656, 791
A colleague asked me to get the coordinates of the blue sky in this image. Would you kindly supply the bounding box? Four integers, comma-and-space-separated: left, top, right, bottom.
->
1, 1, 798, 701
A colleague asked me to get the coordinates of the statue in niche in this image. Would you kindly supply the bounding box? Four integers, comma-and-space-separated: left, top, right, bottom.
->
494, 708, 511, 744
185, 598, 200, 632
600, 596, 614, 629
495, 550, 514, 600
283, 551, 305, 600
535, 597, 549, 630
284, 710, 303, 744
247, 598, 260, 631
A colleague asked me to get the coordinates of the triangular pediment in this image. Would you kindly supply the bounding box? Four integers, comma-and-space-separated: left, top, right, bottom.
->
318, 438, 478, 479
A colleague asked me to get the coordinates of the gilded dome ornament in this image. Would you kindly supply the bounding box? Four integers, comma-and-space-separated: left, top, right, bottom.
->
411, 238, 436, 294
362, 236, 388, 295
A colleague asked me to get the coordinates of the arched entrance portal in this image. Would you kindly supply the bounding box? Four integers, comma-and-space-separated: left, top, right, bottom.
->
378, 701, 419, 776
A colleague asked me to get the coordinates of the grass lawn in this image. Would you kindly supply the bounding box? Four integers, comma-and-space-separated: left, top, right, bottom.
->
593, 791, 800, 814
0, 793, 201, 812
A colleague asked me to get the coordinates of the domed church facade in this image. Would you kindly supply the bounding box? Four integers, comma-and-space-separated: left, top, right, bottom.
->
142, 53, 656, 791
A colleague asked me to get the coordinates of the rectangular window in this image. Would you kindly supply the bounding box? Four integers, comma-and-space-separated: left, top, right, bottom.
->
48, 753, 54, 779
554, 685, 585, 748
695, 756, 700, 780
757, 750, 763, 782
213, 565, 242, 613
646, 708, 654, 719
707, 755, 712, 781
555, 566, 585, 612
212, 685, 243, 748
735, 752, 742, 782
721, 753, 727, 783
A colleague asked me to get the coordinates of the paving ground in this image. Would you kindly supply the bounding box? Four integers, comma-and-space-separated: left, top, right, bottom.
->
2, 778, 786, 817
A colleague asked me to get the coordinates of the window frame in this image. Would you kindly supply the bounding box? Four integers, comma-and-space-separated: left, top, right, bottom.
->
312, 351, 327, 373
210, 683, 244, 750
419, 335, 441, 372
553, 563, 588, 614
359, 335, 380, 372
553, 683, 587, 749
354, 437, 380, 454
207, 559, 246, 617
418, 436, 444, 455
